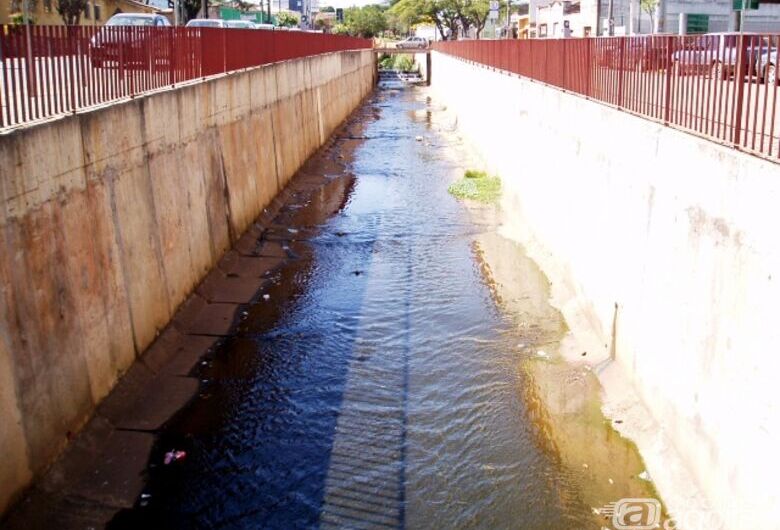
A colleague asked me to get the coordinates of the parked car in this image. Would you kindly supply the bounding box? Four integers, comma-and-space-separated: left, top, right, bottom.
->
597, 36, 672, 72
225, 20, 257, 29
755, 38, 778, 85
671, 32, 762, 80
186, 18, 228, 28
396, 36, 428, 49
89, 13, 171, 68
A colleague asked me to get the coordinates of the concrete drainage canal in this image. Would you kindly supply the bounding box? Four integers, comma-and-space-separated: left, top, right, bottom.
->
76, 72, 660, 529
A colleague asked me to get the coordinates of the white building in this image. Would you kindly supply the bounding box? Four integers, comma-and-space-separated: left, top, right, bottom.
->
619, 0, 780, 34
536, 0, 599, 37
528, 0, 780, 37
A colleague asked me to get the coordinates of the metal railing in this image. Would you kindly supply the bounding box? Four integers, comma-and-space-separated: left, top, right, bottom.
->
433, 35, 780, 161
0, 26, 371, 129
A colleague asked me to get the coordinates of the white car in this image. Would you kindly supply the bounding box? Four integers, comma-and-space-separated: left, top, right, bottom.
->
226, 20, 257, 29
186, 18, 228, 28
396, 36, 428, 49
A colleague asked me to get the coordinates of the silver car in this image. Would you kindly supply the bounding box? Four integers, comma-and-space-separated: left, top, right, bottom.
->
396, 36, 428, 49
186, 18, 228, 28
226, 20, 257, 29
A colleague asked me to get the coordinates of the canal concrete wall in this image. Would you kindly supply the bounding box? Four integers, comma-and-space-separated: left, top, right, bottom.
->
0, 49, 375, 515
430, 51, 780, 530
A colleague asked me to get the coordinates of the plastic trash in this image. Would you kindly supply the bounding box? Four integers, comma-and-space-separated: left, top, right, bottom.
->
164, 450, 187, 465
536, 350, 548, 357
263, 294, 270, 301
415, 136, 423, 141
638, 470, 651, 481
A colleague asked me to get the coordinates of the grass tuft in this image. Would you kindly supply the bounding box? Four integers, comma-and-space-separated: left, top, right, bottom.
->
448, 169, 501, 203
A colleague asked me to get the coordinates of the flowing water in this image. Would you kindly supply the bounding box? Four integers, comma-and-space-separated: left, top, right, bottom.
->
111, 73, 660, 530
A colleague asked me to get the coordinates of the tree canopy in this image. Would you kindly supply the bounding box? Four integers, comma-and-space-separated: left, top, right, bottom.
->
342, 5, 387, 38
388, 0, 495, 40
276, 10, 300, 27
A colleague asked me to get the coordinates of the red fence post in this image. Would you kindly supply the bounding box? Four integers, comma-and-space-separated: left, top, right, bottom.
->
733, 33, 747, 147
617, 37, 625, 108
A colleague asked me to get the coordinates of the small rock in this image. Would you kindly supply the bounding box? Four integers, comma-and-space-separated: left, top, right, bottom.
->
536, 350, 548, 357
638, 470, 651, 481
263, 294, 271, 301
608, 478, 614, 485
582, 463, 589, 469
415, 135, 423, 141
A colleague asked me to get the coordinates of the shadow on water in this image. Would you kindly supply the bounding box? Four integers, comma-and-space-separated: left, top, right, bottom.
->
110, 76, 661, 530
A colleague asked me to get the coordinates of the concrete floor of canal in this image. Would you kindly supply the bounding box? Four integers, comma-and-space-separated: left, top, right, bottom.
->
110, 75, 662, 529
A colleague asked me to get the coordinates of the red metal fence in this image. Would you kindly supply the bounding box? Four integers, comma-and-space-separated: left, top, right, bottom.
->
0, 26, 370, 129
434, 35, 780, 161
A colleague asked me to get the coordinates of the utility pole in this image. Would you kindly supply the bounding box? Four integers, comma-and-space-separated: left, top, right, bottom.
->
202, 0, 208, 18
607, 0, 614, 35
505, 0, 510, 39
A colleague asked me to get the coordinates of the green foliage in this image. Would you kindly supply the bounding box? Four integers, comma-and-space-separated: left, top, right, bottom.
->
276, 10, 300, 27
343, 4, 387, 38
378, 54, 417, 72
9, 12, 35, 24
640, 0, 657, 26
389, 0, 500, 39
320, 5, 335, 12
640, 0, 658, 14
448, 170, 501, 203
332, 23, 350, 35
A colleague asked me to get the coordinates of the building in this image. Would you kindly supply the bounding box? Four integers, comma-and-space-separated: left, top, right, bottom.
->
535, 0, 598, 37
620, 0, 780, 34
525, 0, 780, 37
1, 0, 169, 25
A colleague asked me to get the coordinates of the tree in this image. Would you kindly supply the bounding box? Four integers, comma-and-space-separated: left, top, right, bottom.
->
168, 0, 202, 22
277, 11, 300, 27
56, 0, 87, 25
460, 0, 493, 39
389, 0, 460, 40
314, 13, 335, 31
320, 5, 335, 12
343, 5, 387, 38
640, 0, 658, 33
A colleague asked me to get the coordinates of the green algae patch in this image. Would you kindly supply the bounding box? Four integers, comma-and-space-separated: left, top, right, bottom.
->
448, 170, 501, 203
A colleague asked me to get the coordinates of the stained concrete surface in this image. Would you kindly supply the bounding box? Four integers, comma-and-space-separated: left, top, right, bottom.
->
1, 83, 375, 529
